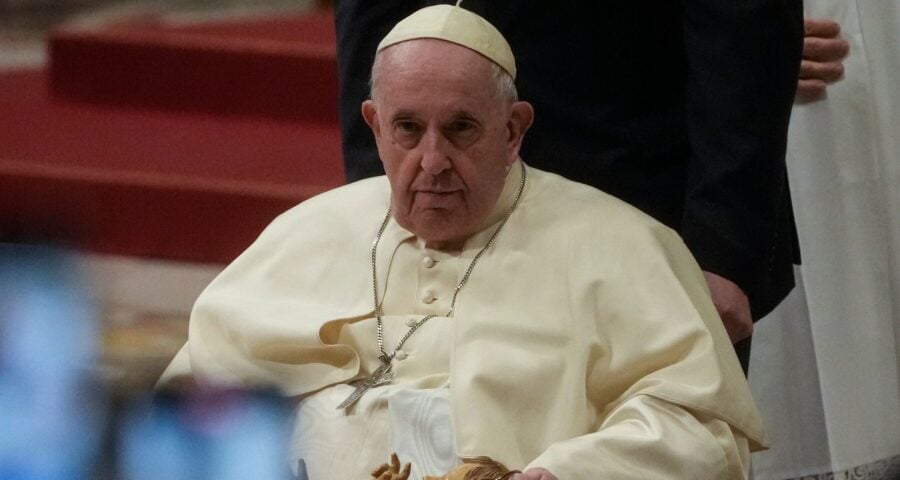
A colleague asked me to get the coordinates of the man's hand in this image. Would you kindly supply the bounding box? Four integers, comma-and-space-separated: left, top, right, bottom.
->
797, 18, 850, 102
509, 468, 558, 480
702, 271, 752, 343
371, 453, 411, 480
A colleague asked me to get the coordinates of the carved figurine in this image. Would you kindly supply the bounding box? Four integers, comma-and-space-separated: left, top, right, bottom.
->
371, 453, 519, 480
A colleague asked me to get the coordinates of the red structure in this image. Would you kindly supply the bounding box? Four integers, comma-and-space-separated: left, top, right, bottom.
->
0, 9, 345, 264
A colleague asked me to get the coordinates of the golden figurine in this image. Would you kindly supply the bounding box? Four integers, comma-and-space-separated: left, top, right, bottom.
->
371, 453, 519, 480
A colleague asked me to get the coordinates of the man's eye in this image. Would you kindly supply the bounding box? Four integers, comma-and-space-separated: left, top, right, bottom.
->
447, 120, 475, 133
395, 121, 421, 134
391, 120, 423, 147
444, 120, 480, 147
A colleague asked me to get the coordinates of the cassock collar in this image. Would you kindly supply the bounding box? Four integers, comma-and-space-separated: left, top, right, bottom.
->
471, 158, 523, 236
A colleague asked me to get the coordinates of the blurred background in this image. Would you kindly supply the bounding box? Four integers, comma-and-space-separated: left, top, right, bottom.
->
1, 0, 316, 68
1, 0, 340, 396
2, 1, 340, 478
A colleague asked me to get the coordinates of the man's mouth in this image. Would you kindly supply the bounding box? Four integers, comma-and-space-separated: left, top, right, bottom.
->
414, 189, 462, 207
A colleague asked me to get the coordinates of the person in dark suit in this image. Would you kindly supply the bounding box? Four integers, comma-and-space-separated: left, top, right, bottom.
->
333, 0, 805, 372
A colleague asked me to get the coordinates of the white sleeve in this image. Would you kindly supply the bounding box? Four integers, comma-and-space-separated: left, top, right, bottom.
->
526, 394, 751, 479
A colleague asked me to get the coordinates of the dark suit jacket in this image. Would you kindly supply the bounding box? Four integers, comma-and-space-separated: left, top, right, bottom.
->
334, 0, 803, 319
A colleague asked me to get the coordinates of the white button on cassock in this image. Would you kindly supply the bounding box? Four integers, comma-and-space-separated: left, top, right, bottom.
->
406, 318, 417, 327
422, 256, 436, 268
422, 290, 436, 304
395, 350, 408, 360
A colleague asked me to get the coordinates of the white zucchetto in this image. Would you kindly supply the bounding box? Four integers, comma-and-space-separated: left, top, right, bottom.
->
376, 3, 516, 79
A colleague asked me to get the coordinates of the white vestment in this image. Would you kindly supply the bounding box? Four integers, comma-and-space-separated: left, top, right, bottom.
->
162, 162, 767, 479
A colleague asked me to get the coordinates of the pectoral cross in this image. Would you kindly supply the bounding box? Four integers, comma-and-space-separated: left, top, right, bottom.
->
337, 361, 395, 410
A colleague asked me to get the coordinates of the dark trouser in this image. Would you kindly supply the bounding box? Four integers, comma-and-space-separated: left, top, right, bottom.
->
734, 336, 752, 376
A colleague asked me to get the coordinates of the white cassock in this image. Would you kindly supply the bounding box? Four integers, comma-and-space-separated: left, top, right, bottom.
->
162, 161, 768, 479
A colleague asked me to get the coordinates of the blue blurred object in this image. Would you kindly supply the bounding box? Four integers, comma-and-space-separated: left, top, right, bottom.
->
120, 388, 293, 480
0, 244, 103, 480
0, 245, 296, 479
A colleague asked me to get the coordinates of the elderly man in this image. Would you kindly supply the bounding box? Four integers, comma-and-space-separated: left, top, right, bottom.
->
160, 5, 766, 479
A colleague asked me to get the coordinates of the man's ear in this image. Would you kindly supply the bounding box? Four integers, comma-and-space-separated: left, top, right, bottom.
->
506, 101, 534, 164
362, 100, 380, 136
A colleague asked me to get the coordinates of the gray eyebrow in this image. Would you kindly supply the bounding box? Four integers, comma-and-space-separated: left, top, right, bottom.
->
389, 109, 417, 121
449, 109, 479, 119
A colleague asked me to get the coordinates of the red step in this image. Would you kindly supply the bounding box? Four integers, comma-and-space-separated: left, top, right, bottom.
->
2, 9, 348, 263
1, 66, 344, 264
49, 10, 339, 123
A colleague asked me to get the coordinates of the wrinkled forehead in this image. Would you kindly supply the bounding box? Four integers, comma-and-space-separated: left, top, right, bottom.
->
377, 38, 494, 79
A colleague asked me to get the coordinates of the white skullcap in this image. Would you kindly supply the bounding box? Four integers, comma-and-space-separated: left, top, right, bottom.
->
376, 3, 516, 79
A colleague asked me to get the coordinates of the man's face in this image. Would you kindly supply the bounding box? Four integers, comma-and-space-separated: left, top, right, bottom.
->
362, 39, 532, 247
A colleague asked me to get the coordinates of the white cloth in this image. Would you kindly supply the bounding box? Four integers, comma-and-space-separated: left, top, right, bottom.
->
749, 2, 900, 478
292, 386, 456, 480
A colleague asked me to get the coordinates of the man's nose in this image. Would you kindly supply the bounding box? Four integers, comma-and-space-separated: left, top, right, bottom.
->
419, 130, 452, 175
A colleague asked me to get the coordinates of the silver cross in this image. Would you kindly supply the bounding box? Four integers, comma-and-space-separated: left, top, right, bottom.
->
336, 361, 395, 410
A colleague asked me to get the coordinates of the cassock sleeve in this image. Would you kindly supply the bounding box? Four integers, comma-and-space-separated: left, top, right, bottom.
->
522, 214, 764, 479
156, 344, 192, 387
152, 186, 389, 395
526, 395, 750, 478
